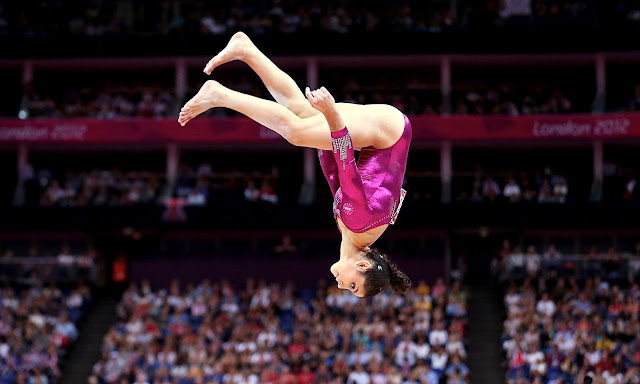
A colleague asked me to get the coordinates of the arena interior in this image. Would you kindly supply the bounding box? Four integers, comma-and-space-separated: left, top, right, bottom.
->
1, 1, 640, 384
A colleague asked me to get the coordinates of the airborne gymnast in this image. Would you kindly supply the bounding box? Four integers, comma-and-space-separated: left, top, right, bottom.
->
178, 32, 412, 297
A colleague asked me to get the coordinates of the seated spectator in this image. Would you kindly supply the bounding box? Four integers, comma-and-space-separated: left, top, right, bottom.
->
508, 247, 526, 277
542, 243, 563, 276
525, 246, 541, 277
259, 177, 279, 204
244, 180, 260, 202
186, 188, 207, 206
274, 234, 298, 255
482, 177, 501, 202
552, 175, 569, 203
537, 179, 555, 203
503, 177, 522, 202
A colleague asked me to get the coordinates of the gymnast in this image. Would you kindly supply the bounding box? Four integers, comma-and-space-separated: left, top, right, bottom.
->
178, 32, 412, 298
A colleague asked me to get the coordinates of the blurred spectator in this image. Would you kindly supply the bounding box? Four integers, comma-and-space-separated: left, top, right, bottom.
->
259, 177, 279, 204
503, 177, 522, 202
274, 234, 298, 255
243, 180, 260, 202
482, 177, 501, 201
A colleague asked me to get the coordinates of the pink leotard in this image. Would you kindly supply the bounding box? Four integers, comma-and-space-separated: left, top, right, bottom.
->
318, 114, 412, 233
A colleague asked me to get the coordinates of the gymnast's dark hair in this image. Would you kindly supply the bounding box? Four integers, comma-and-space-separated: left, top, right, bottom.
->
360, 248, 411, 298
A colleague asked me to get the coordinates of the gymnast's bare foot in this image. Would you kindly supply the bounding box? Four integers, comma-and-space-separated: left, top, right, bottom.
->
203, 32, 254, 75
178, 80, 223, 126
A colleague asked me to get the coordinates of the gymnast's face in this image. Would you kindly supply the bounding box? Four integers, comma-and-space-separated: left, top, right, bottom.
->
330, 259, 371, 298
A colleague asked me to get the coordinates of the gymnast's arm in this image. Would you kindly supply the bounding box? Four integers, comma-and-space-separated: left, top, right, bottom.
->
306, 87, 367, 209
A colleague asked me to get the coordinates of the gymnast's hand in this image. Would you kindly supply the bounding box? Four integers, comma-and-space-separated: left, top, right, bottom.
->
305, 86, 337, 116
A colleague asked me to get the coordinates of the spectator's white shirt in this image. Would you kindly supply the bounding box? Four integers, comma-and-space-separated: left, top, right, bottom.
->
394, 348, 416, 367
186, 192, 206, 206
509, 252, 525, 268
167, 295, 189, 309
525, 351, 545, 366
603, 371, 624, 384
585, 350, 602, 365
257, 329, 277, 348
67, 291, 84, 308
526, 253, 541, 274
414, 317, 430, 332
502, 338, 519, 356
191, 301, 207, 317
530, 359, 547, 375
157, 350, 177, 365
58, 253, 75, 265
56, 320, 78, 340
347, 371, 371, 384
221, 301, 239, 314
446, 340, 466, 359
554, 333, 575, 354
414, 342, 431, 360
429, 351, 448, 370
0, 342, 9, 358
125, 318, 143, 335
428, 329, 448, 346
249, 351, 272, 365
371, 373, 387, 384
536, 299, 556, 317
170, 364, 188, 378
250, 288, 271, 309
348, 351, 372, 366
244, 187, 260, 201
504, 183, 521, 198
235, 341, 257, 353
505, 292, 521, 306
396, 340, 417, 355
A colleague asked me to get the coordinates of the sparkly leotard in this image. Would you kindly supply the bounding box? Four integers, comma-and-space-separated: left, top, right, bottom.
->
318, 114, 412, 233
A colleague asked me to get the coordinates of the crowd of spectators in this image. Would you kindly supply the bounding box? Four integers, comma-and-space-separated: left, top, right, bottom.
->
500, 275, 640, 384
449, 83, 576, 116
21, 76, 586, 120
22, 83, 178, 119
2, 0, 640, 38
16, 162, 281, 208
0, 281, 92, 384
27, 167, 165, 208
90, 276, 469, 384
0, 243, 98, 285
492, 239, 640, 284
457, 167, 569, 204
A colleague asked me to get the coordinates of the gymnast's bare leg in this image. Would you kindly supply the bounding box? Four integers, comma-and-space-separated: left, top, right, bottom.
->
178, 34, 405, 151
203, 32, 318, 119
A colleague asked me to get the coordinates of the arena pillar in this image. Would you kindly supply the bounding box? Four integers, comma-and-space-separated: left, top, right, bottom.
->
441, 141, 452, 203
298, 57, 319, 205
594, 54, 606, 113
166, 143, 180, 192
13, 144, 29, 206
175, 57, 187, 106
440, 55, 452, 116
591, 140, 603, 202
22, 60, 33, 85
